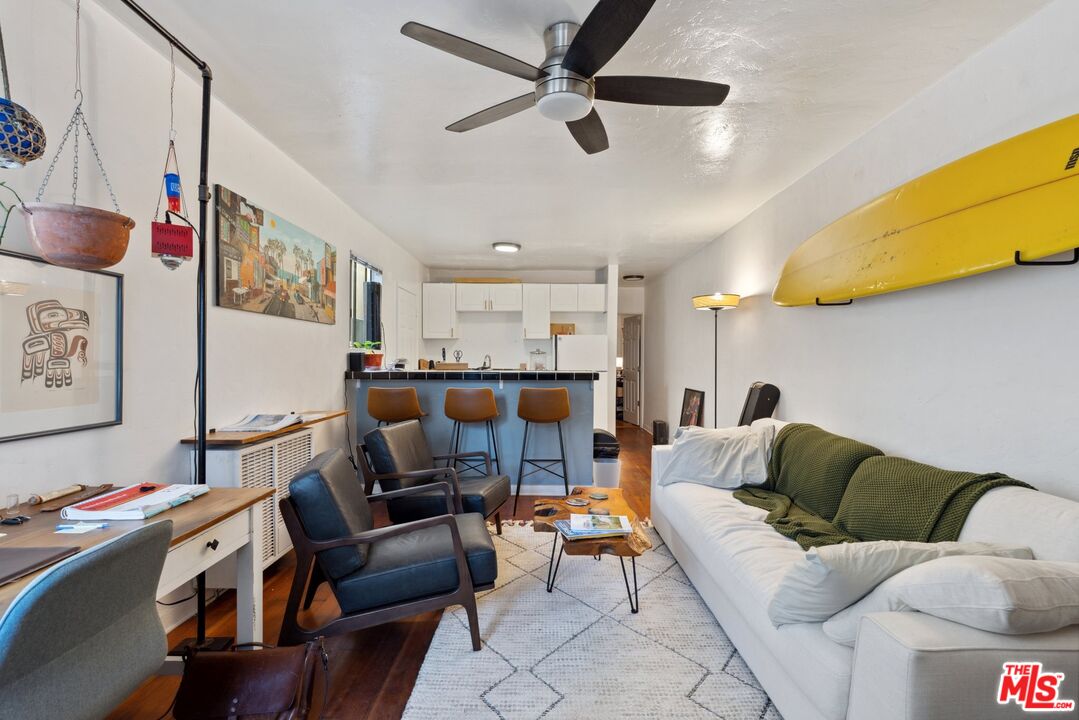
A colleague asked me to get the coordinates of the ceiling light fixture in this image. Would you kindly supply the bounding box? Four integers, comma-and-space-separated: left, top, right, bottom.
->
622, 274, 645, 281
492, 242, 521, 254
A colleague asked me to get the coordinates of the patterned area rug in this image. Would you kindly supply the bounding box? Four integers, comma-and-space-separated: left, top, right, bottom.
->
403, 521, 784, 720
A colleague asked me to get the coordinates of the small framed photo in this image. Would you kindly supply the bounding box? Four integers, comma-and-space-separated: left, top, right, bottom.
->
0, 250, 123, 443
680, 388, 705, 427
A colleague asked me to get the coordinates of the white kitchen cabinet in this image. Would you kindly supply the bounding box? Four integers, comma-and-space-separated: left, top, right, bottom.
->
550, 284, 579, 312
488, 284, 523, 311
455, 283, 523, 312
455, 284, 489, 312
577, 284, 607, 312
422, 283, 457, 338
522, 284, 551, 339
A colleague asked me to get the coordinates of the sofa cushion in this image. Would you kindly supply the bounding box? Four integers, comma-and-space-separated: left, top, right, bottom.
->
288, 449, 374, 578
768, 424, 883, 521
659, 424, 775, 489
768, 540, 1033, 625
387, 475, 511, 523
958, 486, 1079, 562
333, 512, 496, 614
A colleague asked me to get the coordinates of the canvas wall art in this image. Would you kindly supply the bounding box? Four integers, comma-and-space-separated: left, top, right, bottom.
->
214, 184, 337, 324
0, 250, 123, 442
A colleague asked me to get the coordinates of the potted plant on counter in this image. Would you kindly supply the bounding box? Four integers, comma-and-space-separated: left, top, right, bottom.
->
352, 341, 384, 370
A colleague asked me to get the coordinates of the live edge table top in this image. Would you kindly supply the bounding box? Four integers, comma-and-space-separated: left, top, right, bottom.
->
533, 487, 652, 557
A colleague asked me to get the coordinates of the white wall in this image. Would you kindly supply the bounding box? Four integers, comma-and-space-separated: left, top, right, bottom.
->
644, 0, 1079, 501
618, 286, 645, 316
0, 0, 425, 498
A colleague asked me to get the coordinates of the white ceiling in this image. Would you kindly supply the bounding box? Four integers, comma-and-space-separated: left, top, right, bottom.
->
105, 0, 1048, 276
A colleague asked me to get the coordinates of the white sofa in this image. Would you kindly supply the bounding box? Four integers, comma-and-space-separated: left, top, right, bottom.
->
650, 420, 1079, 720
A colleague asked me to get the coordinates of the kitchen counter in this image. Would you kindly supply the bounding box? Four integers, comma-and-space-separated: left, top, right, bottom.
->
345, 370, 599, 381
346, 371, 599, 494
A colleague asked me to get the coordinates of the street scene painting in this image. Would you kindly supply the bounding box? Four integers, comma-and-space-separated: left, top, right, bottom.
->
214, 185, 337, 324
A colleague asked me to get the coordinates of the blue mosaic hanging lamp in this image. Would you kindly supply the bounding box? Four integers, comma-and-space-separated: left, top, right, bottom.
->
0, 20, 46, 169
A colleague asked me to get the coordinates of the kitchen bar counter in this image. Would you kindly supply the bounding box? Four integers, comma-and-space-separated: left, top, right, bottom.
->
346, 371, 598, 494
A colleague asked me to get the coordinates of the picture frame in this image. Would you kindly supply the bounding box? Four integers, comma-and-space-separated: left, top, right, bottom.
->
680, 388, 705, 428
0, 249, 123, 443
214, 184, 338, 324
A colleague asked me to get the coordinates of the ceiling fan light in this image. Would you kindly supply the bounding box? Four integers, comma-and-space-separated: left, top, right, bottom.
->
492, 242, 521, 254
536, 91, 593, 122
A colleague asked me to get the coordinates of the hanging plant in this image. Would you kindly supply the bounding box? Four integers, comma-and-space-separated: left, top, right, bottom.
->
20, 0, 134, 270
0, 21, 46, 169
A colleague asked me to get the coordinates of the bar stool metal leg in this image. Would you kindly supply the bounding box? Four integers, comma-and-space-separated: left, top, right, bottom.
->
514, 421, 531, 514
557, 420, 569, 495
487, 419, 502, 474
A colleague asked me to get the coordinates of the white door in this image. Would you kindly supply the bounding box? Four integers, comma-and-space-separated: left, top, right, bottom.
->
396, 285, 419, 366
488, 284, 523, 311
550, 284, 579, 312
522, 284, 551, 338
455, 283, 489, 312
577, 284, 607, 312
422, 283, 456, 338
623, 315, 642, 426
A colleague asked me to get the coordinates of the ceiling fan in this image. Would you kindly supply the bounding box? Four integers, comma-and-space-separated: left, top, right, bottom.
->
401, 0, 731, 154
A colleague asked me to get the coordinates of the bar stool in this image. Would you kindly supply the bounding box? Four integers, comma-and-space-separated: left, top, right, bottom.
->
444, 387, 501, 476
514, 387, 570, 513
367, 387, 426, 426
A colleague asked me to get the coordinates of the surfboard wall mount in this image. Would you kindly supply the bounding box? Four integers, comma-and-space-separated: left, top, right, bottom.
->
1014, 248, 1079, 266
815, 298, 854, 307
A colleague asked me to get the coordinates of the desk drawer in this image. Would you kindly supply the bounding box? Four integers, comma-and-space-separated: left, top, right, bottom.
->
158, 512, 250, 597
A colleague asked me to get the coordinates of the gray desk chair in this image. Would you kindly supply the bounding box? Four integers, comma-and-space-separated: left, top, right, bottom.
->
0, 521, 172, 720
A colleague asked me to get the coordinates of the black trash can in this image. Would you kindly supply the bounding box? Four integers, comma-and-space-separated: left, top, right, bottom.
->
593, 429, 621, 487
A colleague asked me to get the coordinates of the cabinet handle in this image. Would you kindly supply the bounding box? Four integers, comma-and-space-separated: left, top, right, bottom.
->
206, 539, 220, 551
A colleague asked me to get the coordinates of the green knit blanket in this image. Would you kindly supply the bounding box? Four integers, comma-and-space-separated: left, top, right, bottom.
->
734, 424, 1032, 549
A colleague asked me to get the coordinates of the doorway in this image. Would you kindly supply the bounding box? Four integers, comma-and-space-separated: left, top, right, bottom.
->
622, 315, 642, 427
396, 285, 419, 367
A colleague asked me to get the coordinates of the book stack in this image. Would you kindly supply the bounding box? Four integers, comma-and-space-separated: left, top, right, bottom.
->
555, 514, 632, 540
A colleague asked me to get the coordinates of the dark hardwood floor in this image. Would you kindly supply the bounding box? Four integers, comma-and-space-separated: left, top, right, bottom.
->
108, 421, 653, 720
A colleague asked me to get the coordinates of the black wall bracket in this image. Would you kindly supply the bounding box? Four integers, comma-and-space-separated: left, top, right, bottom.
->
815, 297, 853, 306
1014, 248, 1079, 266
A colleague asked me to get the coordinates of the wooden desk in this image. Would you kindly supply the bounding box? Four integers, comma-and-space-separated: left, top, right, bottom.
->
0, 487, 272, 655
179, 410, 347, 446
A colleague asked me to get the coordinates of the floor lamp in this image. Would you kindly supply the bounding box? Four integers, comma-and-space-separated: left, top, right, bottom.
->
692, 293, 740, 428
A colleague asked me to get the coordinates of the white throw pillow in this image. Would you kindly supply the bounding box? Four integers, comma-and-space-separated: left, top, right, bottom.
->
823, 556, 1079, 646
659, 423, 775, 489
768, 541, 1033, 626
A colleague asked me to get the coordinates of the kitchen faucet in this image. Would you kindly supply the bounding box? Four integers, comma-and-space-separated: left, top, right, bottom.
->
481, 354, 492, 370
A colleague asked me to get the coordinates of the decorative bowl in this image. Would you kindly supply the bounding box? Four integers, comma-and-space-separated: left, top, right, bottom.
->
22, 202, 135, 270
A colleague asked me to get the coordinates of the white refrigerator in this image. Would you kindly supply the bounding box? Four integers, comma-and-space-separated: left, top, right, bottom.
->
554, 335, 610, 431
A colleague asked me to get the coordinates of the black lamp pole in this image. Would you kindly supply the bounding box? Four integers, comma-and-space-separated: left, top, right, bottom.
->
118, 0, 222, 651
712, 308, 718, 428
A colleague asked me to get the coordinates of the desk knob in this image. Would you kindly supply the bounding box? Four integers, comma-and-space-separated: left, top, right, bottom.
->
206, 539, 220, 551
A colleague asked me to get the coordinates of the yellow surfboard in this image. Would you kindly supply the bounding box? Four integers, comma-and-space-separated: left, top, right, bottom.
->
773, 114, 1079, 306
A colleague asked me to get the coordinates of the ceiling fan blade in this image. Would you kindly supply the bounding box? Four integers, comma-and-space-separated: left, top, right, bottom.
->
401, 22, 543, 82
561, 0, 656, 78
595, 76, 730, 106
566, 109, 609, 154
446, 94, 537, 132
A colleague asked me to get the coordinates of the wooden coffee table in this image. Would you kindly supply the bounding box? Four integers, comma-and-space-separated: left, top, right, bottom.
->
533, 486, 652, 613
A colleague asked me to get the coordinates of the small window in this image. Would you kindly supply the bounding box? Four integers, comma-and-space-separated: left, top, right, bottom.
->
350, 255, 383, 345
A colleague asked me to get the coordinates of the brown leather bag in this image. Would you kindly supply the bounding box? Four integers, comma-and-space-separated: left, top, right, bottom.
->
172, 639, 327, 720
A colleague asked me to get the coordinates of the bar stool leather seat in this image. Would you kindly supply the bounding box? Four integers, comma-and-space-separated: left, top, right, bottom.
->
514, 387, 571, 512
367, 386, 426, 426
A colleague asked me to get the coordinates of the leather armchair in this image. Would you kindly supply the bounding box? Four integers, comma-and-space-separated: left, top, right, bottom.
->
279, 449, 496, 650
360, 420, 511, 534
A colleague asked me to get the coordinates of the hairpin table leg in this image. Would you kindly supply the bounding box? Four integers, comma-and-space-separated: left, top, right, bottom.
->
546, 535, 564, 593
620, 556, 640, 613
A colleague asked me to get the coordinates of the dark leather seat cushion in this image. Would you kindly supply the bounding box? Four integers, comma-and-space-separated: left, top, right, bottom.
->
387, 475, 511, 524
332, 513, 497, 614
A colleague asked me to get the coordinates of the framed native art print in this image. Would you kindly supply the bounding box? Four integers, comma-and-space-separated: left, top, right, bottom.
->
215, 184, 337, 324
0, 250, 123, 443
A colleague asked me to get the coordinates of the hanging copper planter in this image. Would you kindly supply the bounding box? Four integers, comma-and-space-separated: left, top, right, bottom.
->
21, 202, 134, 270
22, 0, 133, 270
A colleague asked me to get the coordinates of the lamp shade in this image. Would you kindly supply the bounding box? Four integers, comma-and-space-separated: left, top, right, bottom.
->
692, 293, 740, 311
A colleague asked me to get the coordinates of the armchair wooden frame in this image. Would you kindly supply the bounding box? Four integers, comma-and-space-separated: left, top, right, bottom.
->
278, 481, 491, 650
357, 444, 504, 534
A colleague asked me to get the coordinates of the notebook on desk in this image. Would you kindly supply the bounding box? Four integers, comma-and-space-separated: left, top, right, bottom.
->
0, 546, 80, 587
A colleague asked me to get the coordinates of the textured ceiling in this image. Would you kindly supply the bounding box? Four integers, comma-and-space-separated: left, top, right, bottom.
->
105, 0, 1048, 275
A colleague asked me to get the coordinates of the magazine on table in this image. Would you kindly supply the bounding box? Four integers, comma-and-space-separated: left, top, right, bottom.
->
555, 514, 632, 540
60, 483, 210, 521
218, 413, 303, 433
